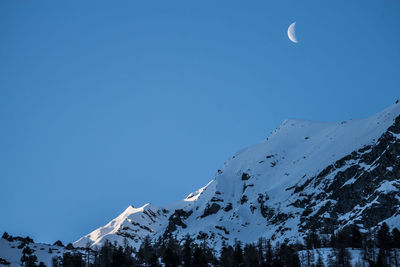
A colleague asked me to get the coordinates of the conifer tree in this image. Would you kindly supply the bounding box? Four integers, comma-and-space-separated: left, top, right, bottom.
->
192, 245, 207, 267
350, 225, 362, 248
243, 243, 258, 267
233, 240, 243, 266
220, 243, 235, 267
377, 222, 391, 250
376, 223, 391, 267
62, 252, 84, 267
182, 235, 193, 267
392, 227, 400, 248
256, 238, 265, 266
316, 250, 324, 267
265, 239, 274, 264
20, 246, 37, 267
162, 247, 179, 267
137, 235, 156, 265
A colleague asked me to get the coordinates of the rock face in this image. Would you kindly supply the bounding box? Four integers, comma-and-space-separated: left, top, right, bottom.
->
75, 103, 400, 249
294, 116, 400, 234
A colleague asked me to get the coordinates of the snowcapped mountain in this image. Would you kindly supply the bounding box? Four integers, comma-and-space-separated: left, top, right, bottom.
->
75, 102, 400, 250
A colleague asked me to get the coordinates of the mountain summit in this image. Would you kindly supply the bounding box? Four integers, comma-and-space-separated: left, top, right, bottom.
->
75, 102, 400, 249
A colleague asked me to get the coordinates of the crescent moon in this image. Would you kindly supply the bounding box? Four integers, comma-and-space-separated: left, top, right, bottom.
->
288, 22, 298, 43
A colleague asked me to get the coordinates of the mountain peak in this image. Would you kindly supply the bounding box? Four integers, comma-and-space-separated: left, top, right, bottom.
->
75, 102, 400, 249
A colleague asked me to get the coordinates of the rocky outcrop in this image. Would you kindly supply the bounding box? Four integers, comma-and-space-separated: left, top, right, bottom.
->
292, 114, 400, 235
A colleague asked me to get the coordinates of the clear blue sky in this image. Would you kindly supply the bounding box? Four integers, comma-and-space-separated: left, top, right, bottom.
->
1, 0, 399, 244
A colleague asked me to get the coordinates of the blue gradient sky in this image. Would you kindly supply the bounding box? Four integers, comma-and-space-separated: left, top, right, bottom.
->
1, 0, 399, 244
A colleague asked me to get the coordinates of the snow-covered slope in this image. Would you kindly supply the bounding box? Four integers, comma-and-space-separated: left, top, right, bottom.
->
75, 204, 168, 248
75, 102, 400, 249
0, 237, 76, 267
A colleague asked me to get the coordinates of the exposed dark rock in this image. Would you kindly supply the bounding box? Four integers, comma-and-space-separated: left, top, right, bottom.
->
257, 193, 274, 220
242, 183, 254, 193
240, 195, 248, 204
211, 197, 224, 202
130, 221, 154, 232
241, 172, 250, 181
0, 257, 10, 265
116, 230, 139, 241
250, 205, 257, 213
165, 209, 193, 235
270, 212, 293, 225
201, 203, 221, 218
288, 196, 311, 209
294, 178, 313, 193
1, 232, 13, 242
215, 225, 230, 235
301, 207, 313, 217
223, 203, 233, 212
196, 231, 208, 240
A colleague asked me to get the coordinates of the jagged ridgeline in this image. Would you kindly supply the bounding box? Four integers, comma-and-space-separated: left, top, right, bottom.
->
72, 102, 400, 250
1, 102, 400, 266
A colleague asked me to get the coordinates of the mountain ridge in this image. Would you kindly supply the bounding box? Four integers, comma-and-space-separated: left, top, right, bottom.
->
74, 102, 400, 250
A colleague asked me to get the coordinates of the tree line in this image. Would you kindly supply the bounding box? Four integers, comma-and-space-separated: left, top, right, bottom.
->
2, 222, 400, 266
54, 223, 400, 267
54, 235, 300, 267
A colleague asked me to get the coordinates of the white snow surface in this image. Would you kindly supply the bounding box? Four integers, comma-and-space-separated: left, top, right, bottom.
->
75, 103, 400, 249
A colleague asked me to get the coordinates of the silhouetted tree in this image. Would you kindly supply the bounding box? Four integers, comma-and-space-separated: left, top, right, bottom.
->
20, 246, 37, 267
278, 242, 300, 267
243, 243, 258, 267
376, 223, 392, 267
162, 247, 179, 267
62, 252, 84, 267
137, 236, 156, 266
392, 227, 400, 248
220, 243, 235, 267
265, 239, 274, 265
377, 223, 391, 250
350, 225, 363, 248
316, 250, 324, 267
305, 231, 321, 249
256, 238, 266, 266
192, 245, 207, 267
233, 240, 243, 266
182, 235, 193, 267
335, 247, 352, 267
